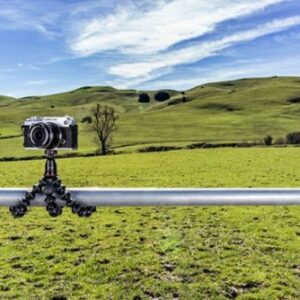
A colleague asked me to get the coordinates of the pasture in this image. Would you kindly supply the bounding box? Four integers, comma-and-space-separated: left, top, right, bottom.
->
0, 148, 300, 299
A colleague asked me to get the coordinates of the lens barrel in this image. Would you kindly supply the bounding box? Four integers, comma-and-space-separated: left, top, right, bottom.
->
29, 122, 62, 149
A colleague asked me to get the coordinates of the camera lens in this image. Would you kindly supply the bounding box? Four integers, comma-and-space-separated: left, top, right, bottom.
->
29, 122, 62, 149
29, 124, 48, 147
33, 128, 46, 144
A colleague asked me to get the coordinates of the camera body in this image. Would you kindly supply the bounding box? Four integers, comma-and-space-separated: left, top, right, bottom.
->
22, 116, 78, 150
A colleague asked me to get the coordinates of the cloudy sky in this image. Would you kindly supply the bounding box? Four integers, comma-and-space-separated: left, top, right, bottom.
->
0, 0, 300, 97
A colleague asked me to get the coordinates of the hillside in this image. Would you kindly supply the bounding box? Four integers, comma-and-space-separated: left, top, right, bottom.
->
1, 76, 300, 158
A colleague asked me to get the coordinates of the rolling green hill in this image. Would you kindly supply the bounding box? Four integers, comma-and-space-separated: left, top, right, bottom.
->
1, 76, 300, 158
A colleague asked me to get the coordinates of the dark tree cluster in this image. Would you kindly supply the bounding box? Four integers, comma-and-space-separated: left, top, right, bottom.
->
81, 116, 92, 124
154, 91, 170, 102
287, 132, 300, 144
138, 91, 171, 103
138, 93, 150, 103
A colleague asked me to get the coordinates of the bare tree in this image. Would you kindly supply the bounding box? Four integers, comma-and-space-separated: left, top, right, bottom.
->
91, 104, 118, 155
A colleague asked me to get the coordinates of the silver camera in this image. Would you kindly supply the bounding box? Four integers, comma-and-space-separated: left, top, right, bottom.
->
22, 116, 78, 150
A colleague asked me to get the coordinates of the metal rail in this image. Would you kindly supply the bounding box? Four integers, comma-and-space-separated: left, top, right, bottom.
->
1, 188, 300, 207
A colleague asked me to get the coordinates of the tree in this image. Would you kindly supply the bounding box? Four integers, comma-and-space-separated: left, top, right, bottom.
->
154, 91, 170, 102
138, 93, 150, 103
91, 104, 118, 155
287, 132, 300, 144
181, 91, 187, 103
263, 135, 273, 146
81, 116, 92, 124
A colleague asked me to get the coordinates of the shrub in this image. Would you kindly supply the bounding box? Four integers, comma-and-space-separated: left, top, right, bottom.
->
154, 91, 170, 102
288, 97, 300, 104
286, 132, 300, 144
263, 135, 273, 146
138, 93, 150, 103
181, 91, 187, 103
77, 86, 92, 91
81, 116, 92, 124
138, 146, 181, 153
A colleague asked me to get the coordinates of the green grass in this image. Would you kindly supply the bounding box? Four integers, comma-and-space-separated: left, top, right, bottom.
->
1, 76, 300, 158
1, 148, 300, 299
1, 147, 300, 187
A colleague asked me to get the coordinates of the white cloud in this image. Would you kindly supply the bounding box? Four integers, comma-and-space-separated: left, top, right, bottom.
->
0, 1, 123, 39
17, 63, 41, 71
0, 6, 55, 37
70, 0, 286, 56
109, 16, 300, 80
23, 80, 49, 86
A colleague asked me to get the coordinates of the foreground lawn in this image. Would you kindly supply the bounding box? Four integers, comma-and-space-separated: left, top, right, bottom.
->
0, 148, 300, 299
1, 147, 300, 187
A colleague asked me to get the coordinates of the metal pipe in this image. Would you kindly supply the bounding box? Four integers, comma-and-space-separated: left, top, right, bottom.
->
0, 188, 300, 207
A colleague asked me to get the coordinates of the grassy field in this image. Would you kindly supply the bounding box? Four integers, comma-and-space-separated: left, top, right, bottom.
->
1, 76, 300, 158
0, 148, 300, 299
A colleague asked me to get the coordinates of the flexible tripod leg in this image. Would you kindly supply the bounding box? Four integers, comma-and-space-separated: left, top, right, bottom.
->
9, 180, 44, 218
9, 151, 96, 218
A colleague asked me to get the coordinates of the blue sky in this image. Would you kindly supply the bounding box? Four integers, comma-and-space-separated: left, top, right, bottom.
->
0, 0, 300, 97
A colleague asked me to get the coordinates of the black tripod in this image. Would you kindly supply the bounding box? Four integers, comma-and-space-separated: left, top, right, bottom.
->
9, 150, 96, 218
